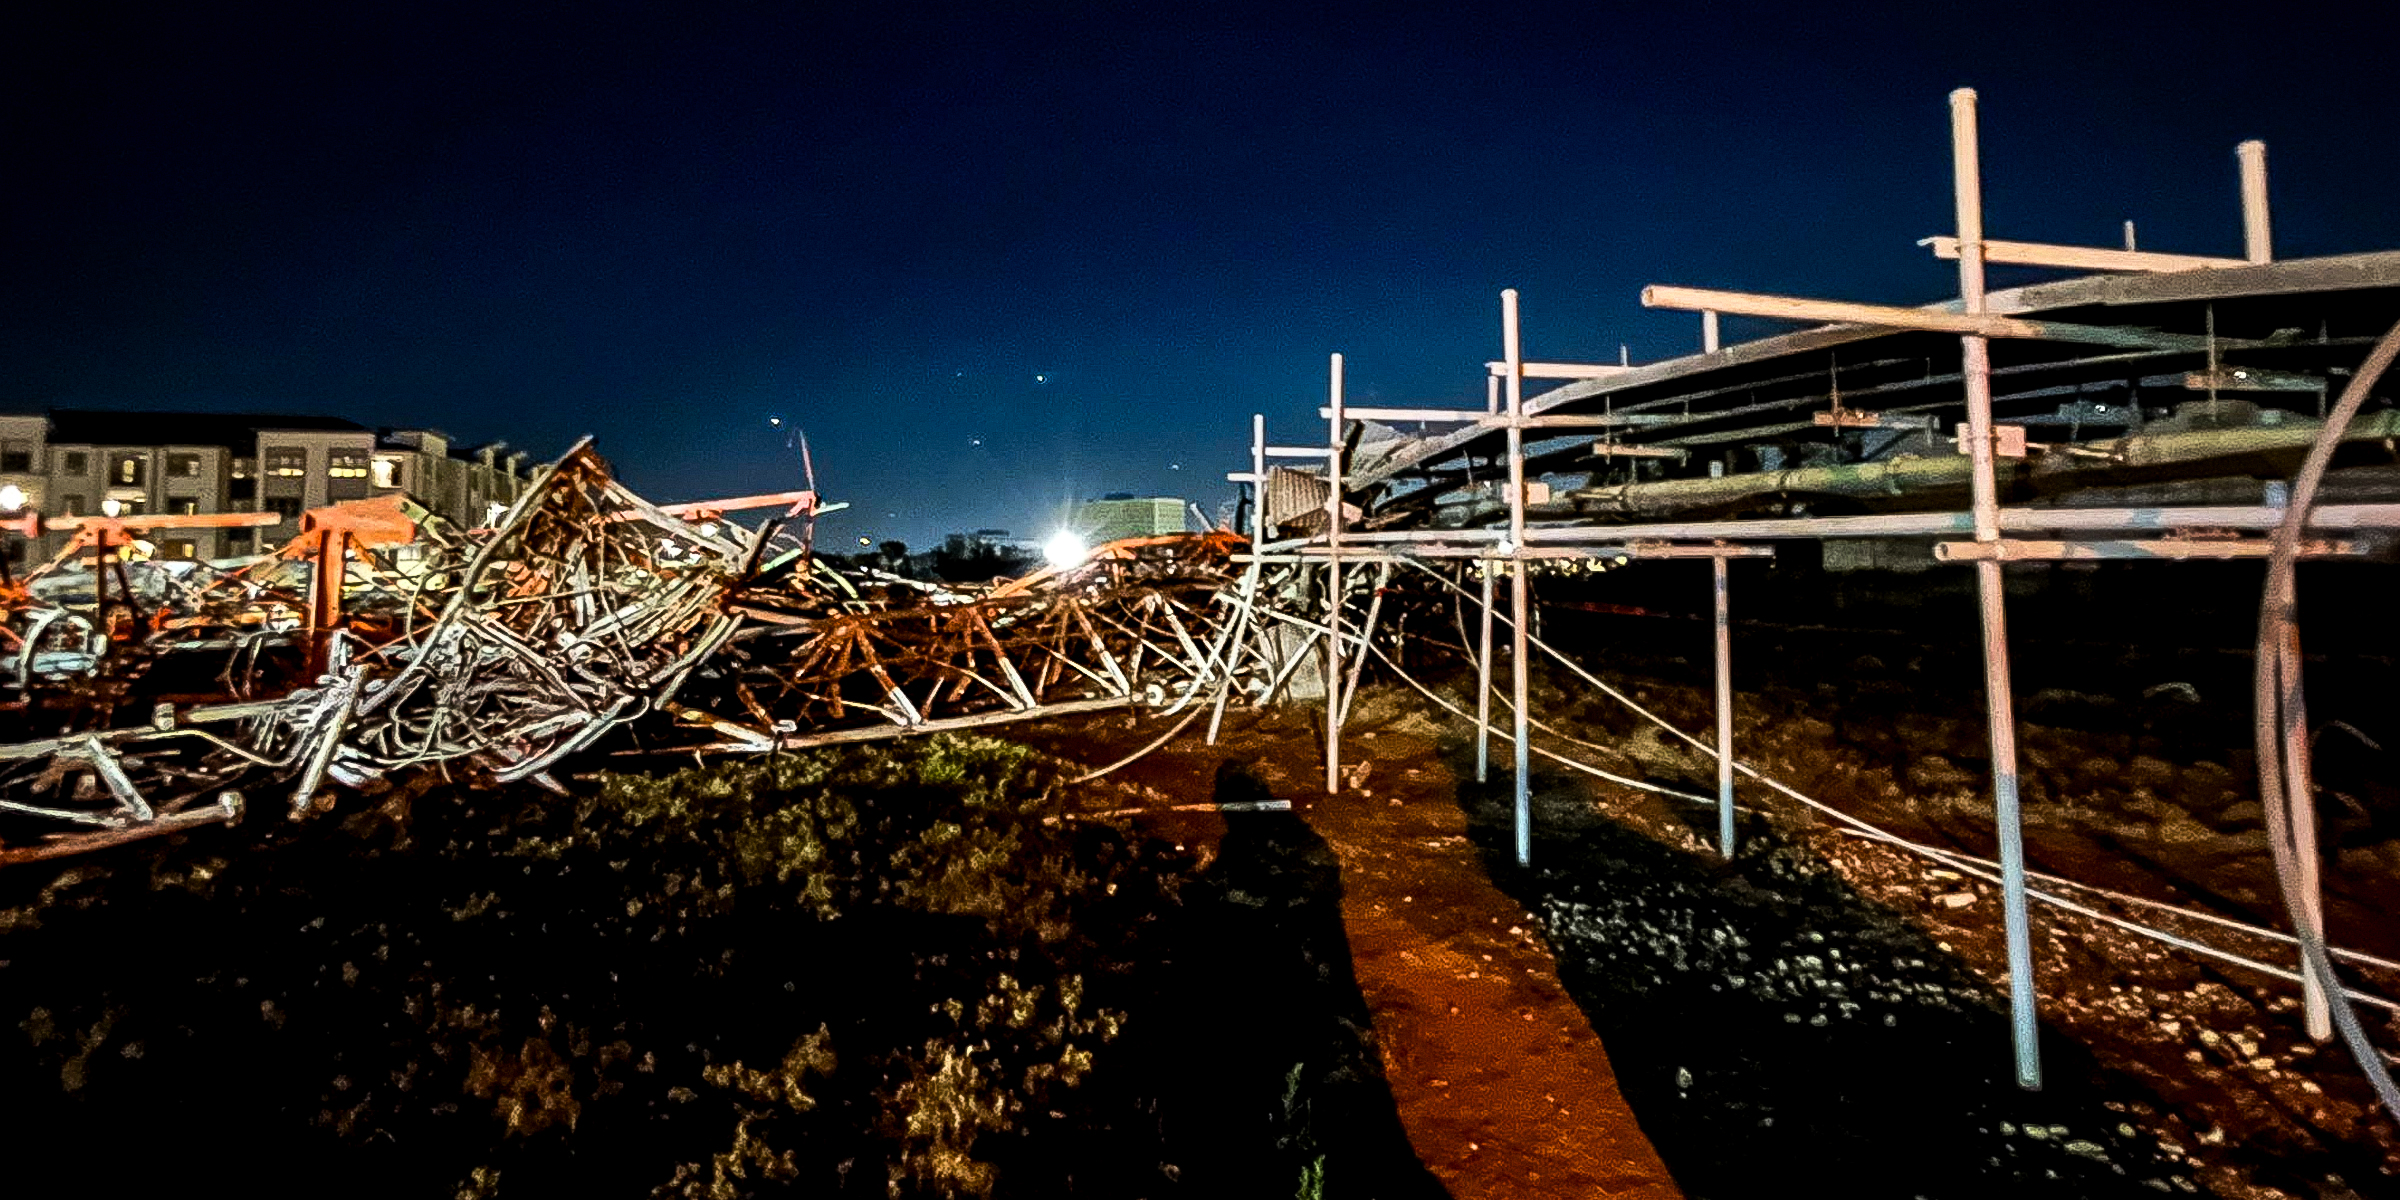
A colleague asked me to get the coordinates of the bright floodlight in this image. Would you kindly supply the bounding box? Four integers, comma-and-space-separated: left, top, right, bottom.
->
0, 485, 23, 512
101, 498, 123, 518
1043, 530, 1090, 570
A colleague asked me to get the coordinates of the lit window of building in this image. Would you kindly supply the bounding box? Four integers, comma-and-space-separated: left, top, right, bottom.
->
264, 448, 307, 477
329, 450, 371, 479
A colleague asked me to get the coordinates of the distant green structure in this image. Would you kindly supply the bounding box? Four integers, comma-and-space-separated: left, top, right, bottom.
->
1074, 494, 1186, 542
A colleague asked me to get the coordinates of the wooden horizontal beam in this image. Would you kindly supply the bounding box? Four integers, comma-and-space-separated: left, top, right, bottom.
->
1484, 361, 1638, 379
2181, 367, 2321, 392
655, 490, 816, 516
1919, 236, 2246, 274
1238, 541, 1776, 562
1319, 407, 1680, 427
1640, 284, 2247, 353
1933, 537, 2364, 562
46, 510, 283, 532
1325, 406, 1487, 422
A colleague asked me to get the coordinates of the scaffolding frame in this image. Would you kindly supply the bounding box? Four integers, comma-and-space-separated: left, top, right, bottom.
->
1225, 89, 2400, 1092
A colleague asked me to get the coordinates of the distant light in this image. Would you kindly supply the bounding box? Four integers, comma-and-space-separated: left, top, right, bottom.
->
658, 540, 681, 559
1034, 374, 1047, 384
697, 521, 721, 539
857, 536, 872, 547
1043, 530, 1090, 570
768, 416, 783, 426
101, 498, 123, 518
0, 485, 23, 512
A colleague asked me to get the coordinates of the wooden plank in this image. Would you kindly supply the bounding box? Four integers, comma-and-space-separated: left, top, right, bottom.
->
1920, 236, 2245, 273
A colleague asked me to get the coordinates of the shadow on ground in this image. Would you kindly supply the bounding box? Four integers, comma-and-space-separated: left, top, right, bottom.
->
1453, 759, 2220, 1200
1132, 760, 1449, 1199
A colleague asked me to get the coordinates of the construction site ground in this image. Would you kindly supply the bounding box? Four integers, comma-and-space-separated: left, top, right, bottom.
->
1018, 629, 2400, 1200
3, 609, 2396, 1199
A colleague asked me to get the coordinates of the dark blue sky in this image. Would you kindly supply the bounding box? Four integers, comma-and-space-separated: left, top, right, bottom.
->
8, 1, 2398, 546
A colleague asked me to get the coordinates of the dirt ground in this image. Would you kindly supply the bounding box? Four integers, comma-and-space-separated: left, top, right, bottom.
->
1016, 657, 2400, 1200
1019, 704, 1683, 1200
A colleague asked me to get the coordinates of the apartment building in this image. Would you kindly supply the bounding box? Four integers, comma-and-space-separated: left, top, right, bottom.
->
1072, 494, 1189, 543
0, 411, 534, 564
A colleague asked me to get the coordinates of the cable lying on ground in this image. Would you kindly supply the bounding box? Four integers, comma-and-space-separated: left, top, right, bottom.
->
1394, 557, 2400, 1028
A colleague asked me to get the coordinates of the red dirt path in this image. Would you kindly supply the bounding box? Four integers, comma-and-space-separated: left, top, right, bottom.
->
1019, 706, 1683, 1200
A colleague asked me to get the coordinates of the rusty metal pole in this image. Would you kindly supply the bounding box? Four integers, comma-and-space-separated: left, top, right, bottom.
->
1504, 288, 1531, 867
306, 529, 352, 677
2282, 628, 2332, 1040
1953, 87, 2041, 1091
1476, 559, 1494, 783
1713, 551, 1735, 858
1325, 352, 1345, 796
2238, 140, 2272, 265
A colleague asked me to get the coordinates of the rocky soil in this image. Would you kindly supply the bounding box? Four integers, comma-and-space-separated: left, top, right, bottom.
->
1473, 557, 2400, 1200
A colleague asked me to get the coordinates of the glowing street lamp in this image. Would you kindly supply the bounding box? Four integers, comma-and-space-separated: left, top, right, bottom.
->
1042, 530, 1090, 571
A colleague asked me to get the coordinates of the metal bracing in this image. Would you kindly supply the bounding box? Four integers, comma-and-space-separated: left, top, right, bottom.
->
1232, 87, 2400, 1099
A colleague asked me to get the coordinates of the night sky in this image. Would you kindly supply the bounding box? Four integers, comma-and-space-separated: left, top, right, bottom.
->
8, 2, 2398, 548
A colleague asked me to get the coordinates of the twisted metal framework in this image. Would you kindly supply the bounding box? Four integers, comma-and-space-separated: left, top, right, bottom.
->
0, 441, 753, 862
0, 452, 1295, 863
668, 530, 1261, 751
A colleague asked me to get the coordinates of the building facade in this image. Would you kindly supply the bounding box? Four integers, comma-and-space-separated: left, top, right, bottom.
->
1073, 494, 1188, 543
0, 411, 535, 564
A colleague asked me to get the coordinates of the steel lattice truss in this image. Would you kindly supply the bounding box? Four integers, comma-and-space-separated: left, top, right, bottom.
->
0, 450, 1301, 864
0, 442, 753, 862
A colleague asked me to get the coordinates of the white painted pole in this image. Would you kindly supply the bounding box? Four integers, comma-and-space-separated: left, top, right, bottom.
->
1251, 413, 1266, 546
1702, 309, 1721, 354
1713, 552, 1735, 858
1954, 86, 2042, 1092
1504, 289, 1532, 867
1476, 562, 1494, 782
2238, 140, 2272, 265
1210, 413, 1269, 746
1325, 352, 1345, 796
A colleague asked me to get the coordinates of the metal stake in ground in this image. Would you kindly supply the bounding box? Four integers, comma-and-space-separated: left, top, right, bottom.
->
1713, 550, 1735, 859
1325, 352, 1345, 796
1952, 86, 2041, 1091
1477, 558, 1494, 783
1503, 288, 1531, 867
